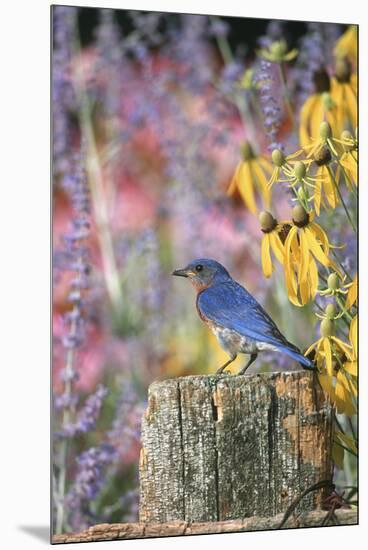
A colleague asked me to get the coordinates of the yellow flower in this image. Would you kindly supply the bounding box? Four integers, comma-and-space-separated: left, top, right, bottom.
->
312, 145, 339, 215
346, 274, 358, 309
228, 141, 273, 214
257, 39, 298, 63
238, 68, 257, 90
305, 314, 356, 416
303, 121, 340, 159
334, 25, 357, 65
299, 70, 341, 147
331, 57, 357, 131
335, 130, 358, 187
258, 211, 288, 278
336, 314, 358, 416
268, 148, 304, 187
283, 206, 339, 306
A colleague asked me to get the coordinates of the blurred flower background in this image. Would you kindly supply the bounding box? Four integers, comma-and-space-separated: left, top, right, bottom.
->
52, 6, 357, 535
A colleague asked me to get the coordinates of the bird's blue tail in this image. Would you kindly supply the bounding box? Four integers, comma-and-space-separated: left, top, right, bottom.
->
279, 345, 316, 371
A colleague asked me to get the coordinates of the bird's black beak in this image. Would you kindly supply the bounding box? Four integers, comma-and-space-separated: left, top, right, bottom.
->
172, 268, 189, 278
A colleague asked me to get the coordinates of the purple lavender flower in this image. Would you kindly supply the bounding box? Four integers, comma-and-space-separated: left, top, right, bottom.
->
66, 444, 118, 531
257, 20, 284, 49
52, 6, 77, 175
73, 385, 108, 435
254, 60, 283, 151
209, 17, 230, 38
108, 379, 146, 460
294, 26, 325, 107
95, 9, 125, 117
167, 14, 213, 93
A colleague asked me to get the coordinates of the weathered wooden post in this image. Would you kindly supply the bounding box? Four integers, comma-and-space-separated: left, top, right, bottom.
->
139, 371, 334, 524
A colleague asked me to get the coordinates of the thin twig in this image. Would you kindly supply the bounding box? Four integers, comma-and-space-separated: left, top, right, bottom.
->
278, 480, 334, 529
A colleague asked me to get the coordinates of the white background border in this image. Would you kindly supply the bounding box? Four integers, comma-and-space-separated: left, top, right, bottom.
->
1, 0, 365, 548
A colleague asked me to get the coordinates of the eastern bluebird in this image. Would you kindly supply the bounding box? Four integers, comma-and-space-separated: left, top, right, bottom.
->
172, 258, 315, 374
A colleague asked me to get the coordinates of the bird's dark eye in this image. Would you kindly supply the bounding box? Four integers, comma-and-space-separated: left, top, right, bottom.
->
195, 264, 203, 272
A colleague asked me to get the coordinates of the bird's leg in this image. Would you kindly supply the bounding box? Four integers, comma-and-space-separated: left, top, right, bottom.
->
216, 355, 237, 375
238, 353, 258, 375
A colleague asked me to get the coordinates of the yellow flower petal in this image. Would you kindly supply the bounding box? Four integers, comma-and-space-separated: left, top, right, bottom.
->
238, 162, 257, 214
314, 172, 322, 215
300, 95, 317, 147
311, 97, 324, 142
318, 371, 335, 400
252, 160, 271, 207
308, 256, 319, 299
261, 233, 273, 278
321, 166, 338, 209
304, 226, 331, 267
299, 229, 310, 284
346, 275, 357, 309
345, 83, 357, 127
323, 337, 333, 377
331, 336, 353, 359
334, 25, 357, 62
335, 431, 357, 454
332, 441, 345, 469
269, 231, 284, 264
228, 163, 241, 195
284, 227, 302, 306
349, 315, 357, 358
335, 376, 356, 416
344, 361, 357, 377
308, 222, 330, 254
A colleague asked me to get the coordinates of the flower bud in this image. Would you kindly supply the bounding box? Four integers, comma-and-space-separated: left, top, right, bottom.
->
240, 68, 255, 89
320, 121, 332, 140
325, 303, 337, 318
271, 148, 285, 167
292, 205, 309, 227
259, 211, 277, 233
320, 318, 335, 337
294, 161, 306, 181
327, 273, 340, 291
270, 40, 288, 59
241, 141, 255, 161
321, 92, 334, 111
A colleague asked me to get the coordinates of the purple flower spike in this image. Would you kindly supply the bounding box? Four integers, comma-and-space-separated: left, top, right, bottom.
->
66, 444, 118, 531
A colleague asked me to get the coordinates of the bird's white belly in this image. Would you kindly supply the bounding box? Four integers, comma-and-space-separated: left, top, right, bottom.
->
211, 325, 279, 356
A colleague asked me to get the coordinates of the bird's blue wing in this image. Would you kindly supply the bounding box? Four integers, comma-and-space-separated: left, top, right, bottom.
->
197, 281, 291, 349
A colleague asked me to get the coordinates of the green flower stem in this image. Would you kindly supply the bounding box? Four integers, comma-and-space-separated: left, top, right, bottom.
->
347, 417, 357, 441
291, 183, 309, 211
211, 17, 258, 146
55, 296, 79, 534
278, 61, 295, 131
327, 166, 357, 233
250, 89, 264, 120
74, 30, 124, 320
336, 295, 354, 322
331, 249, 353, 282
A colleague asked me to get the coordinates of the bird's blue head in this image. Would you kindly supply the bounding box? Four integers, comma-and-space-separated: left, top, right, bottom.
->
172, 258, 231, 291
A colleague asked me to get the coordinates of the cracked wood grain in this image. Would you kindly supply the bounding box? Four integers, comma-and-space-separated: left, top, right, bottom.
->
52, 509, 357, 543
139, 371, 334, 524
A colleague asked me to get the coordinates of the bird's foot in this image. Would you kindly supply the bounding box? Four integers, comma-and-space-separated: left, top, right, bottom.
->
216, 367, 231, 375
